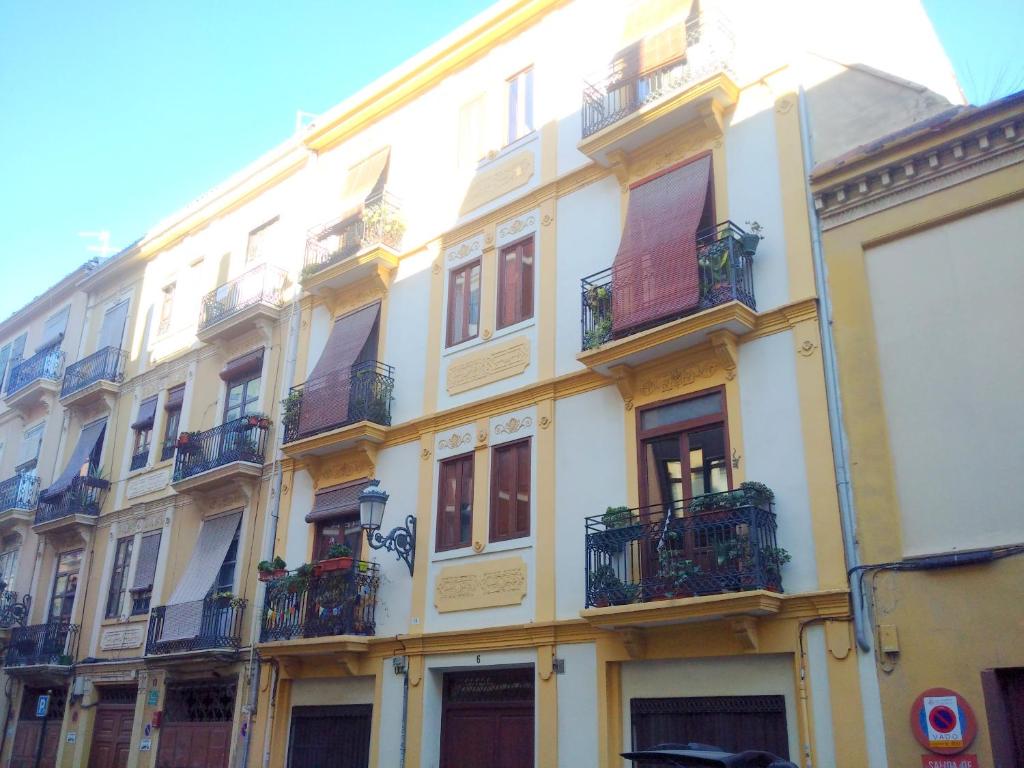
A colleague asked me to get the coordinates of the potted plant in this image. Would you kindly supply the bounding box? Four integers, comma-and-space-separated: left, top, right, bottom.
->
209, 590, 234, 609
176, 431, 203, 454
584, 316, 613, 349
761, 546, 790, 592
281, 390, 303, 433
656, 544, 703, 599
589, 564, 638, 607
363, 199, 406, 248
245, 412, 272, 429
590, 506, 641, 555
314, 543, 354, 575
272, 556, 287, 578
739, 481, 774, 508
257, 560, 275, 582
741, 220, 764, 256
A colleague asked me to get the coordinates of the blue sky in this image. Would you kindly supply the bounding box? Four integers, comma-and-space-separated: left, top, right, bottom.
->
0, 0, 1021, 322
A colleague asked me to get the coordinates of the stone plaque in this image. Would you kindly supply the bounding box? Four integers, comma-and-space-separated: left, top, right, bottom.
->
100, 626, 145, 651
126, 468, 170, 499
435, 557, 527, 612
447, 337, 530, 395
460, 150, 535, 214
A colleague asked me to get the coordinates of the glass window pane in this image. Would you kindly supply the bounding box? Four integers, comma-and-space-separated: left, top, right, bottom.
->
640, 393, 722, 432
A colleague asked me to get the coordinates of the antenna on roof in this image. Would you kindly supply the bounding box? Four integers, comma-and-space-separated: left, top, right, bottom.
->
78, 230, 115, 258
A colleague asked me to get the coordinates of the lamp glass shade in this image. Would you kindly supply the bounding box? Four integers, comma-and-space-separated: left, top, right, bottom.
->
359, 484, 389, 531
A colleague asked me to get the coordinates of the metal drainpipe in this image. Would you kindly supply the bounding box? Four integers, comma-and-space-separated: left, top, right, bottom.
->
796, 86, 871, 653
240, 290, 302, 768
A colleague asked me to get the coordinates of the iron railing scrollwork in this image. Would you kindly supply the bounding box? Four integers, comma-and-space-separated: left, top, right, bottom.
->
6, 345, 64, 396
198, 263, 288, 332
172, 417, 269, 482
0, 473, 40, 513
4, 621, 78, 667
35, 475, 110, 525
580, 220, 756, 350
146, 596, 247, 655
283, 361, 394, 443
581, 11, 735, 138
260, 562, 379, 642
302, 192, 403, 279
584, 490, 782, 608
60, 346, 125, 397
0, 590, 31, 629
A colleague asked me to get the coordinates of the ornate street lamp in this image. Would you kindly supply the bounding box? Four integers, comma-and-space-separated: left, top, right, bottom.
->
359, 480, 416, 576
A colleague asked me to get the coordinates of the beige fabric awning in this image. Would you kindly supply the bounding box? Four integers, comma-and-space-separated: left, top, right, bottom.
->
333, 147, 391, 224
165, 384, 185, 410
131, 397, 158, 430
159, 511, 241, 643
41, 419, 106, 500
305, 480, 368, 524
131, 531, 162, 591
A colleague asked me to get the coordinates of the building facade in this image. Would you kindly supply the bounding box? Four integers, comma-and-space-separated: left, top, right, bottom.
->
0, 1, 979, 767
812, 94, 1024, 766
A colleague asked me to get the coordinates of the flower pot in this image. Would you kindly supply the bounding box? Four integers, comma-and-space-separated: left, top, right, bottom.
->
740, 232, 760, 256
258, 571, 274, 582
314, 556, 354, 576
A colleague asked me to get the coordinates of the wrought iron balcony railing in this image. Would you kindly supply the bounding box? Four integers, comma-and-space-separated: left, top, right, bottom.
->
302, 192, 404, 280
198, 263, 288, 332
260, 562, 379, 642
0, 473, 39, 513
581, 11, 735, 138
35, 475, 109, 525
6, 345, 64, 397
581, 221, 757, 350
5, 621, 77, 667
0, 590, 30, 629
584, 490, 783, 608
146, 596, 247, 655
60, 346, 125, 398
173, 416, 269, 482
283, 360, 394, 443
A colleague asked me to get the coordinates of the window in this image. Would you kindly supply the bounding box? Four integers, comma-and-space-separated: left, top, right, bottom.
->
130, 530, 162, 615
640, 390, 729, 510
458, 95, 487, 170
16, 423, 44, 473
246, 218, 279, 264
490, 439, 531, 542
158, 282, 176, 335
41, 305, 70, 349
105, 536, 134, 619
49, 549, 82, 622
212, 528, 240, 595
224, 372, 260, 422
0, 343, 10, 392
506, 67, 534, 144
162, 385, 185, 461
314, 513, 363, 562
447, 261, 481, 347
131, 396, 157, 471
0, 541, 19, 589
437, 454, 474, 551
497, 238, 535, 329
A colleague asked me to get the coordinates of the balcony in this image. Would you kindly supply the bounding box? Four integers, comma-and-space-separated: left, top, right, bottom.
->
33, 475, 109, 533
0, 473, 39, 527
582, 489, 787, 628
171, 416, 269, 494
197, 263, 288, 344
4, 345, 64, 414
282, 361, 394, 456
260, 562, 379, 643
59, 346, 125, 409
301, 192, 403, 295
146, 596, 247, 657
579, 221, 757, 372
579, 11, 738, 164
4, 621, 77, 670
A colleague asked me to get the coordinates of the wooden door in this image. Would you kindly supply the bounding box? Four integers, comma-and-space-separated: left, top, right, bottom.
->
88, 704, 135, 768
10, 722, 59, 768
287, 705, 372, 767
155, 722, 231, 768
440, 669, 534, 768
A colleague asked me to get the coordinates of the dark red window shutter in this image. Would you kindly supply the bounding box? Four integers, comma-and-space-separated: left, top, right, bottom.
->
497, 238, 534, 329
437, 454, 474, 551
447, 261, 481, 347
490, 439, 530, 542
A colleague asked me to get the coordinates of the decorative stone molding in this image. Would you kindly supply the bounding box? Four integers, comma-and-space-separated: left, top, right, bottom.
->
459, 150, 535, 215
445, 236, 483, 265
638, 360, 718, 398
446, 337, 531, 395
126, 468, 171, 500
438, 432, 472, 451
494, 415, 532, 436
434, 557, 528, 612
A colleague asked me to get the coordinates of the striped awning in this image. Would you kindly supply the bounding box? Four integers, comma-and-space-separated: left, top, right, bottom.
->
305, 480, 368, 524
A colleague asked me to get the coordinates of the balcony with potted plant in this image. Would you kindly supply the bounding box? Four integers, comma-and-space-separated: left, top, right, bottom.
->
197, 263, 288, 345
170, 415, 270, 495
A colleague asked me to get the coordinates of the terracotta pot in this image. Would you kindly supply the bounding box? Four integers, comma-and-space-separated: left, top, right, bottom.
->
313, 556, 354, 576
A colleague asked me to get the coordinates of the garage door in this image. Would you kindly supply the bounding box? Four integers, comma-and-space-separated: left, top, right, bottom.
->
155, 681, 236, 768
630, 695, 789, 757
88, 688, 137, 768
10, 687, 65, 768
440, 669, 534, 768
287, 705, 372, 768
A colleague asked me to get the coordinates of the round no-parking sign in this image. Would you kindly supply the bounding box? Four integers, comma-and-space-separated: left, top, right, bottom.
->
910, 688, 977, 755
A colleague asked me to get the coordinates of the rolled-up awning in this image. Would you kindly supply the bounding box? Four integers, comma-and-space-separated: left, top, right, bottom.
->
305, 480, 368, 524
159, 511, 241, 643
131, 530, 162, 591
296, 304, 380, 438
165, 384, 185, 410
333, 147, 391, 226
220, 347, 264, 382
41, 419, 106, 500
611, 154, 712, 334
131, 397, 158, 430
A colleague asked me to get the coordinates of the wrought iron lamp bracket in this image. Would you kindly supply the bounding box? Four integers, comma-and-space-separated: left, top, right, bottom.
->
367, 514, 416, 576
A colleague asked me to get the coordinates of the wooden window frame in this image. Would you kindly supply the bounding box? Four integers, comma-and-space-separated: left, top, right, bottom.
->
314, 514, 363, 562
489, 438, 531, 542
446, 260, 482, 348
223, 372, 261, 423
496, 236, 535, 330
436, 453, 475, 552
246, 216, 279, 264
49, 549, 83, 622
105, 536, 134, 619
161, 404, 181, 461
506, 66, 535, 145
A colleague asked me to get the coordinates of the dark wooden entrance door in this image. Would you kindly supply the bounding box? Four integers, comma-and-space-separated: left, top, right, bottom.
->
10, 687, 66, 768
88, 702, 135, 768
155, 680, 236, 768
287, 705, 372, 767
440, 669, 534, 768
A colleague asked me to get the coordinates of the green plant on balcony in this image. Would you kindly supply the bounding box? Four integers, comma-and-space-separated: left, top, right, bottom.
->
363, 201, 405, 247
739, 481, 774, 507
584, 316, 613, 349
281, 391, 303, 433
602, 506, 632, 528
657, 534, 702, 598
761, 546, 790, 588
589, 564, 638, 607
584, 285, 611, 313
176, 431, 203, 455
300, 263, 322, 282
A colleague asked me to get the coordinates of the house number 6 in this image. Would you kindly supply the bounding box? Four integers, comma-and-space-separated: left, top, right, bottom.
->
476, 655, 481, 664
